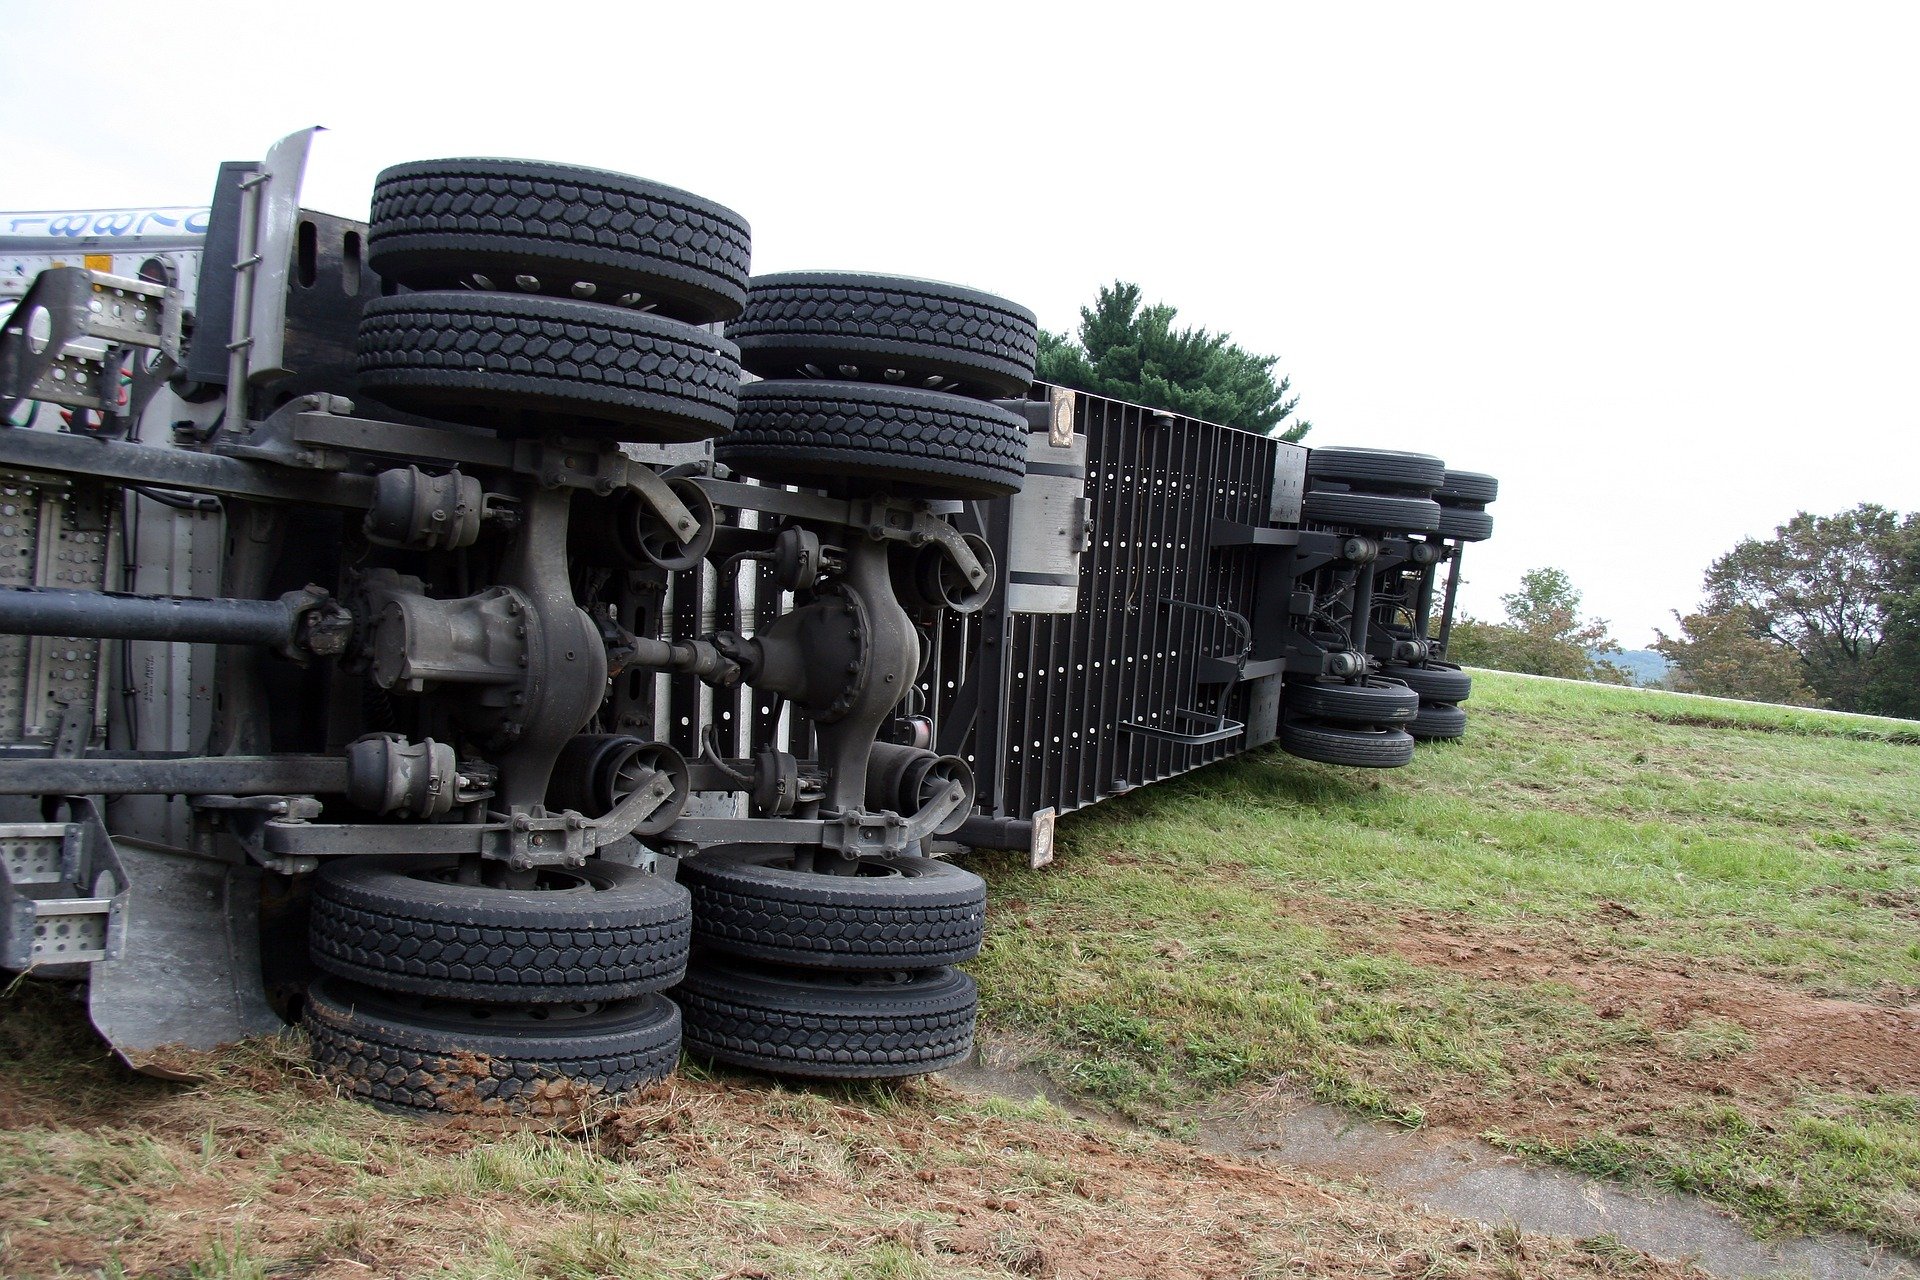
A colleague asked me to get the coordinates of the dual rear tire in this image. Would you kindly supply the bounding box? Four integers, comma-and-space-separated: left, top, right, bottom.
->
674, 847, 987, 1078
355, 159, 750, 444
717, 273, 1037, 501
1389, 660, 1473, 742
361, 180, 1039, 496
1388, 464, 1494, 741
1278, 676, 1417, 768
1434, 470, 1498, 543
1301, 447, 1445, 534
304, 856, 693, 1116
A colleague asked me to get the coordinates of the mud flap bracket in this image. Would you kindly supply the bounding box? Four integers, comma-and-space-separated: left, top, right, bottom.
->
87, 840, 282, 1069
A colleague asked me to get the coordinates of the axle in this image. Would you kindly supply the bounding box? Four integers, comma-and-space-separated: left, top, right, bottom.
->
0, 585, 349, 657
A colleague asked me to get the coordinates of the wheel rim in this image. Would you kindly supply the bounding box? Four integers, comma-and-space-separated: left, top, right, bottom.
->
624, 479, 716, 572
720, 845, 936, 880
789, 358, 972, 393
409, 995, 608, 1026
460, 269, 669, 311
414, 863, 597, 895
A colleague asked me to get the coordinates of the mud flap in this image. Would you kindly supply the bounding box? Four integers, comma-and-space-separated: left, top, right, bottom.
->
87, 841, 282, 1073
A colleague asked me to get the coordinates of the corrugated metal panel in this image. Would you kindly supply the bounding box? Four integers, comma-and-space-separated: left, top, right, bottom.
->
676, 383, 1285, 831
964, 388, 1276, 823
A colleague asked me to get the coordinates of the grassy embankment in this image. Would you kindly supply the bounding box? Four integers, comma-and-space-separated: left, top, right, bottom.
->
970, 672, 1920, 1249
1, 671, 1913, 1274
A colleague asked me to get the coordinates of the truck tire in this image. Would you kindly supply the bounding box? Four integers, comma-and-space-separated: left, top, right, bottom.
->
1306, 447, 1445, 493
357, 292, 740, 442
304, 977, 680, 1116
1411, 702, 1469, 741
1437, 508, 1495, 542
718, 380, 1027, 499
1300, 490, 1442, 533
1283, 677, 1419, 726
1391, 662, 1472, 704
1435, 470, 1499, 505
1279, 719, 1416, 768
727, 272, 1038, 399
675, 961, 976, 1079
310, 857, 692, 1002
367, 158, 752, 324
680, 847, 986, 969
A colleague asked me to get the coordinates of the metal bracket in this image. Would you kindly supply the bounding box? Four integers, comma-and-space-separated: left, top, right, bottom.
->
1164, 596, 1252, 684
0, 267, 182, 422
587, 767, 679, 847
662, 778, 968, 859
1121, 709, 1246, 746
0, 796, 129, 971
1048, 386, 1077, 447
1029, 806, 1057, 869
699, 478, 986, 588
229, 406, 704, 548
193, 794, 326, 875
213, 395, 359, 469
819, 809, 915, 856
846, 496, 987, 587
49, 704, 88, 760
504, 809, 595, 869
817, 780, 967, 856
841, 780, 969, 852
1118, 598, 1252, 744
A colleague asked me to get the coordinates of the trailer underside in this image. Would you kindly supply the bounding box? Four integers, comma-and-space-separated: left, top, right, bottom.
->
0, 134, 1497, 1111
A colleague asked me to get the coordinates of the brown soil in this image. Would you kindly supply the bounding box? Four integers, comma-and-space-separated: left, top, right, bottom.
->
1335, 905, 1920, 1140
0, 987, 1703, 1280
1636, 709, 1920, 746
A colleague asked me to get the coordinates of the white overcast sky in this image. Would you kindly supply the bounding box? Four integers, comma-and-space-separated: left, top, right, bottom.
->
6, 1, 1917, 645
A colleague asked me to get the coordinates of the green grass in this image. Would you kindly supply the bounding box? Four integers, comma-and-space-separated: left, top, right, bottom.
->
969, 670, 1920, 1248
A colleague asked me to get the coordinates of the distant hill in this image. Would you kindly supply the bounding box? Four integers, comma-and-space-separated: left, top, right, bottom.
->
1602, 648, 1671, 687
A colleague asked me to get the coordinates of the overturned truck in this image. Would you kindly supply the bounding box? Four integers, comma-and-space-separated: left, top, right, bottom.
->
0, 132, 1497, 1114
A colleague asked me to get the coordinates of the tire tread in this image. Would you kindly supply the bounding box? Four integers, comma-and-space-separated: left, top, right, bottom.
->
304, 979, 680, 1115
310, 857, 692, 1001
676, 963, 976, 1079
1278, 719, 1417, 768
719, 380, 1026, 499
368, 159, 750, 323
680, 851, 986, 969
356, 292, 739, 441
730, 273, 1038, 397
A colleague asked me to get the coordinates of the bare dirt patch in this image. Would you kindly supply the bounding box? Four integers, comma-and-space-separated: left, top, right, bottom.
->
1815, 883, 1920, 926
1636, 710, 1920, 747
1314, 903, 1920, 1140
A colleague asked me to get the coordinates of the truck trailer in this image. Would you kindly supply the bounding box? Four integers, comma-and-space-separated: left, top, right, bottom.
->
0, 131, 1497, 1115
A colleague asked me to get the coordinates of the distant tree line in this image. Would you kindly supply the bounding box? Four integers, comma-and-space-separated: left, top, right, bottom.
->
1654, 504, 1920, 719
1443, 507, 1920, 721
